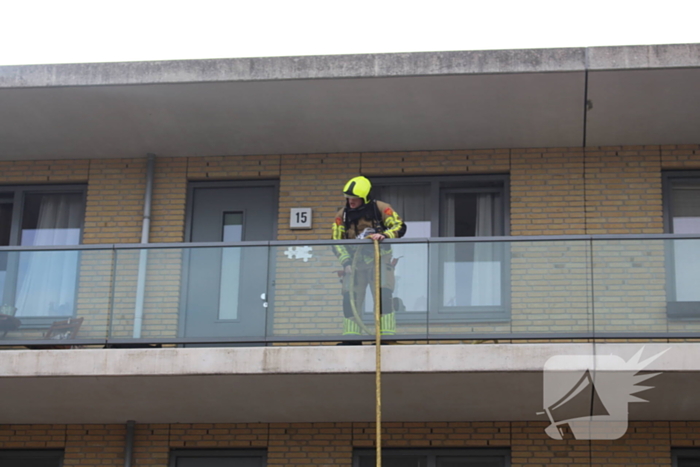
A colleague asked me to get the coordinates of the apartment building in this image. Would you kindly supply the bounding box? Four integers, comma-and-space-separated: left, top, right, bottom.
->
0, 43, 699, 467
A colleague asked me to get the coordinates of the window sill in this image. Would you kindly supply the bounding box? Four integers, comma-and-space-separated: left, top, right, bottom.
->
667, 301, 700, 320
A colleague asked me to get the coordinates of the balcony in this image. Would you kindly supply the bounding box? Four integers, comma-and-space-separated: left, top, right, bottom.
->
1, 235, 700, 346
1, 236, 700, 424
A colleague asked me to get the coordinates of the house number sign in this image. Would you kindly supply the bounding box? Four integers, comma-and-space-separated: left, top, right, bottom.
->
290, 208, 312, 229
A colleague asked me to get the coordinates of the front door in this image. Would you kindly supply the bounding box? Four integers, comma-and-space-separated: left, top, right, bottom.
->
184, 185, 276, 340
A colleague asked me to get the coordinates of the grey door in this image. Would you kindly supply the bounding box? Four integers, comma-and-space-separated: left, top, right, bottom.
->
184, 185, 276, 340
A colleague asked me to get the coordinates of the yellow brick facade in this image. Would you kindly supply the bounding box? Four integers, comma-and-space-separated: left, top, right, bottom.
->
511, 148, 586, 236
0, 147, 695, 242
138, 145, 698, 242
1, 144, 699, 339
2, 422, 700, 467
84, 158, 148, 244
0, 144, 681, 246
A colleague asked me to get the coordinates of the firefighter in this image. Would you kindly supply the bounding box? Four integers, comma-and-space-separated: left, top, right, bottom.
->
332, 176, 406, 342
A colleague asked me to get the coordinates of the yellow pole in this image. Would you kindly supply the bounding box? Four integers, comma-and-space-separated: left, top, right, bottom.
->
373, 238, 381, 467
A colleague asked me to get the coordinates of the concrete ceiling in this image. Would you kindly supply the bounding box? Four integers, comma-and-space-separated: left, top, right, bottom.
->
0, 343, 697, 424
0, 44, 697, 160
0, 73, 586, 159
586, 67, 700, 146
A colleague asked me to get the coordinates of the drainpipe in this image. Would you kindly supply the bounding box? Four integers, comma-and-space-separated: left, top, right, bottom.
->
124, 420, 135, 467
133, 154, 155, 338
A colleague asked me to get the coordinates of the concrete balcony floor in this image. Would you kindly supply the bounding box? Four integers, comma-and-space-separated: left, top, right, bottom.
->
0, 343, 697, 424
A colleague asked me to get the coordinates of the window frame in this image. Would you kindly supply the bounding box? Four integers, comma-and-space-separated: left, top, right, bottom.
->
370, 175, 511, 323
662, 171, 700, 319
370, 175, 510, 238
673, 448, 700, 467
0, 184, 87, 247
0, 184, 87, 326
354, 448, 510, 467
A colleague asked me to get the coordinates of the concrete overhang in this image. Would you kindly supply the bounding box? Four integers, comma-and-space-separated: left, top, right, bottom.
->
0, 44, 698, 160
0, 343, 696, 424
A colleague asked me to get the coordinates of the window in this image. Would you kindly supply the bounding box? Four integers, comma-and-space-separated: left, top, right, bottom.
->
0, 450, 63, 467
372, 176, 509, 321
664, 172, 700, 318
0, 186, 85, 321
170, 450, 265, 467
673, 449, 700, 467
372, 177, 507, 238
355, 449, 509, 467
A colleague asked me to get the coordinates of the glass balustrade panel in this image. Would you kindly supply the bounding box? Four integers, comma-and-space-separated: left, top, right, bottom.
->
428, 239, 593, 340
268, 241, 429, 343
110, 245, 269, 344
0, 248, 113, 344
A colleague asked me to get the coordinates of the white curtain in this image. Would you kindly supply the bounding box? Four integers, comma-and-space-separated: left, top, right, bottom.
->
442, 192, 501, 307
442, 194, 459, 306
370, 185, 430, 313
471, 194, 500, 306
15, 194, 81, 317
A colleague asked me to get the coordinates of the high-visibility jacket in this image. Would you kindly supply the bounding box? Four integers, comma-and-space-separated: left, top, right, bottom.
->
331, 200, 406, 267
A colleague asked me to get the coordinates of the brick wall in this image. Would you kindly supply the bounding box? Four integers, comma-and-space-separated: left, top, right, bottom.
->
269, 423, 351, 467
188, 155, 281, 181
511, 148, 586, 236
3, 145, 693, 245
1, 144, 699, 340
0, 159, 89, 184
150, 157, 188, 244
83, 158, 147, 244
3, 421, 698, 467
584, 147, 663, 235
278, 153, 359, 241
0, 424, 126, 467
359, 149, 510, 176
510, 240, 591, 336
661, 145, 700, 171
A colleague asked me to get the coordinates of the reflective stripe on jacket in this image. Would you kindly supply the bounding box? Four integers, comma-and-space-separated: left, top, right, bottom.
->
331, 200, 406, 267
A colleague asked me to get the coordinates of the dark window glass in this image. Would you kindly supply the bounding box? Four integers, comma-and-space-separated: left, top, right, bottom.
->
373, 179, 506, 238
360, 455, 427, 467
171, 450, 265, 467
0, 450, 63, 467
674, 450, 700, 467
0, 201, 12, 305
222, 212, 244, 242
373, 184, 431, 237
0, 203, 13, 246
669, 178, 700, 233
0, 187, 85, 319
665, 175, 700, 317
441, 191, 503, 237
357, 451, 507, 467
439, 457, 505, 467
21, 192, 83, 246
